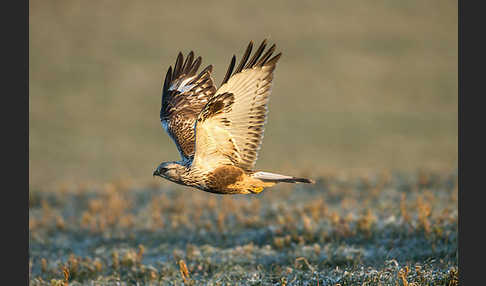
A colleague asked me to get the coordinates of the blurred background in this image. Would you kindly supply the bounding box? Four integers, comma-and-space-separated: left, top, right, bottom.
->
29, 0, 457, 189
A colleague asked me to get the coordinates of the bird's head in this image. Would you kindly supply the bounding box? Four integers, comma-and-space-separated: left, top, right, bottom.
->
153, 161, 186, 183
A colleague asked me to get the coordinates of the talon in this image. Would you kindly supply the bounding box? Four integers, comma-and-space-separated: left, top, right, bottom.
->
250, 186, 264, 194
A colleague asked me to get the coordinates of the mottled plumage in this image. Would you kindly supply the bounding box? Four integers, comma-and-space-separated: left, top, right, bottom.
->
154, 40, 314, 194
160, 52, 216, 161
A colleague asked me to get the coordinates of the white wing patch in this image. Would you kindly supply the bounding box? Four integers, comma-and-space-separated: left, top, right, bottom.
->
169, 76, 196, 93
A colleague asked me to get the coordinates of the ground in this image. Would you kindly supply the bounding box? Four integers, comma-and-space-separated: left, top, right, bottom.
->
29, 169, 457, 285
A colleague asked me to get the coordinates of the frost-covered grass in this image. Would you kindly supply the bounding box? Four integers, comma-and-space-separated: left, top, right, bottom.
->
29, 170, 457, 285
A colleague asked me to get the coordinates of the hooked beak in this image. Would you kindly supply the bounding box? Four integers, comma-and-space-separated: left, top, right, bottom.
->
153, 169, 159, 177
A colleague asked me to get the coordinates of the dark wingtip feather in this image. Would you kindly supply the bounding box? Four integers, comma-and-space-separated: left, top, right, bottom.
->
182, 51, 194, 75
221, 40, 280, 85
221, 55, 236, 86
199, 64, 213, 77
235, 41, 254, 73
265, 52, 282, 66
189, 56, 202, 76
161, 65, 173, 112
173, 52, 184, 78
163, 66, 173, 91
245, 39, 267, 69
257, 44, 276, 66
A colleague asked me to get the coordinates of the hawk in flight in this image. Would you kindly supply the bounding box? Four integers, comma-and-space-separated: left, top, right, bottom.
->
153, 40, 314, 194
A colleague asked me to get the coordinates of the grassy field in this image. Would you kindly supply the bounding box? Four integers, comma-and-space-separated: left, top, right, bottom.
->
29, 170, 457, 285
29, 1, 457, 284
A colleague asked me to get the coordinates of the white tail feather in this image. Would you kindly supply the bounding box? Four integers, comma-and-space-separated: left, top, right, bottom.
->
252, 171, 314, 184
253, 172, 293, 180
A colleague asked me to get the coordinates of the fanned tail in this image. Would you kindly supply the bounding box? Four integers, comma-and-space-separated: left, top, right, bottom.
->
252, 171, 314, 184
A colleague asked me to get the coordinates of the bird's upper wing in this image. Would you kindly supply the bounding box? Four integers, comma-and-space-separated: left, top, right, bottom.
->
192, 40, 281, 171
160, 51, 217, 161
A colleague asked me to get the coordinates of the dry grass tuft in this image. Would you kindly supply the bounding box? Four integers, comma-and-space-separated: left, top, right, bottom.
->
294, 257, 315, 272
417, 195, 432, 234
447, 267, 459, 286
62, 266, 69, 286
400, 193, 411, 224
397, 265, 410, 286
357, 209, 376, 237
178, 259, 191, 285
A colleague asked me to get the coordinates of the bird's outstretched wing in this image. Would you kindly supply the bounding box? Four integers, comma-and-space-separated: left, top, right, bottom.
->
192, 40, 281, 171
160, 52, 217, 161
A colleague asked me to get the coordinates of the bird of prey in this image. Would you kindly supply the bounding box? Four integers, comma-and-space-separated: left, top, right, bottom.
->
153, 39, 314, 194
